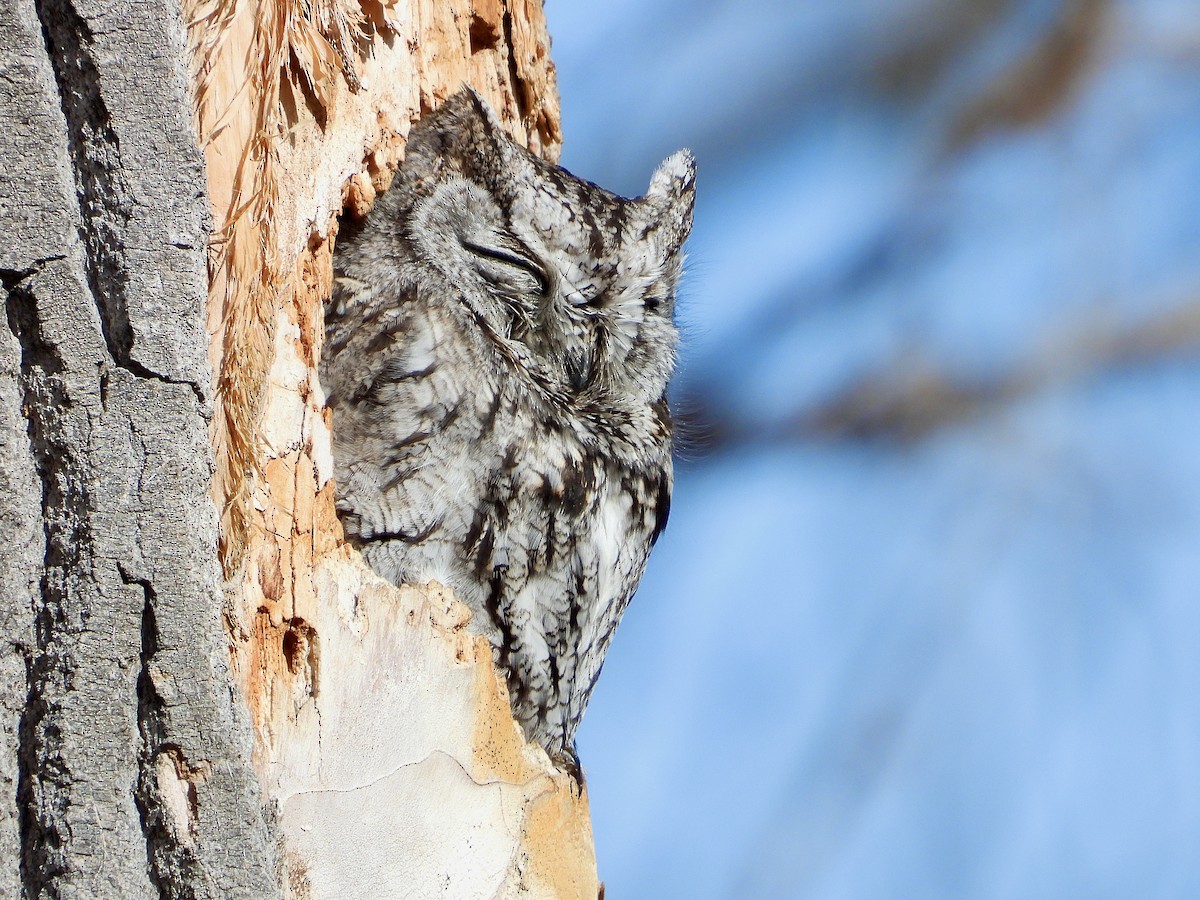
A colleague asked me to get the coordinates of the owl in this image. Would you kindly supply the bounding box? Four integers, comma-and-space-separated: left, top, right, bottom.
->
321, 89, 695, 768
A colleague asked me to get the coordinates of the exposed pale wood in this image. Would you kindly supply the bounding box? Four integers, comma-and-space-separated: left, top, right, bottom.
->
182, 0, 594, 894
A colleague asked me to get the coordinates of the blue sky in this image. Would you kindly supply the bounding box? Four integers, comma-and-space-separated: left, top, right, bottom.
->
545, 1, 1200, 896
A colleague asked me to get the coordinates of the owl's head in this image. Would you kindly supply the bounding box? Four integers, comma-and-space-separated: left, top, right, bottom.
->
375, 89, 696, 408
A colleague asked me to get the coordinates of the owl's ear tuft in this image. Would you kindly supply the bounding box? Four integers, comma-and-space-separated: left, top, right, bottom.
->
455, 86, 506, 134
646, 150, 696, 211
402, 87, 513, 181
643, 150, 696, 253
424, 87, 531, 194
433, 86, 506, 144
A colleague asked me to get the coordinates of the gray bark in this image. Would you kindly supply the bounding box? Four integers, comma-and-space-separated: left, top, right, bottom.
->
0, 0, 279, 895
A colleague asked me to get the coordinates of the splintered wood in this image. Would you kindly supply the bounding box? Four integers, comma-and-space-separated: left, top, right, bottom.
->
182, 0, 593, 894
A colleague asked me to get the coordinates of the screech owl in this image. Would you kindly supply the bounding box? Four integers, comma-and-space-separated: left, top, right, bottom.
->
320, 89, 695, 767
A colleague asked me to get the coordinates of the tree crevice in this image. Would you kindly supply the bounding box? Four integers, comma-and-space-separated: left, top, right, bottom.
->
126, 568, 202, 900
32, 0, 204, 405
6, 274, 81, 900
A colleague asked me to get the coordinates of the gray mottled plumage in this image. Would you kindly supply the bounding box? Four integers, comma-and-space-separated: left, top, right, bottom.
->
320, 89, 695, 765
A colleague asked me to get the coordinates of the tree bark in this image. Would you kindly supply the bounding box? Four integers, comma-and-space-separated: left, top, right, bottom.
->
1, 0, 597, 895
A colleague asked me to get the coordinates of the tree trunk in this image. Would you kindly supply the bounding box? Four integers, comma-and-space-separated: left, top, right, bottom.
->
0, 0, 596, 895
